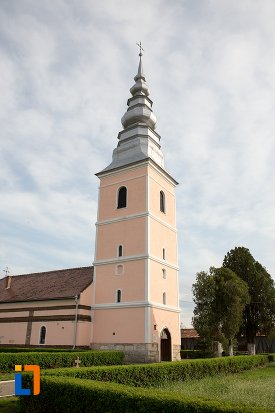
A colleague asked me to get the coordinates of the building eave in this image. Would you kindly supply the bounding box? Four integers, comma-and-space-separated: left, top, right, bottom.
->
96, 157, 178, 186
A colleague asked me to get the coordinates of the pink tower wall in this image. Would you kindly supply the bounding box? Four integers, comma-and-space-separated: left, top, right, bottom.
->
91, 161, 181, 362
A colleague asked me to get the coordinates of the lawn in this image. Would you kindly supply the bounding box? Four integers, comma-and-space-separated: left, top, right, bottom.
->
0, 397, 18, 413
155, 363, 275, 411
0, 373, 14, 381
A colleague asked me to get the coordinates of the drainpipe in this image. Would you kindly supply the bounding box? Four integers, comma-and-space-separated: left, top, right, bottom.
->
72, 295, 79, 349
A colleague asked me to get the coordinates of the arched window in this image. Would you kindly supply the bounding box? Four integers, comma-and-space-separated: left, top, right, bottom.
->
160, 191, 165, 213
117, 186, 127, 209
118, 245, 123, 257
116, 289, 122, 303
39, 326, 46, 345
163, 292, 166, 305
162, 248, 166, 260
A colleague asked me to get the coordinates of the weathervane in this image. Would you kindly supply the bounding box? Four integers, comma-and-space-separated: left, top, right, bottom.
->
3, 266, 9, 277
136, 41, 144, 57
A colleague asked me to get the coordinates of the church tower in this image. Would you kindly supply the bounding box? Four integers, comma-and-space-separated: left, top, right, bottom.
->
91, 49, 181, 362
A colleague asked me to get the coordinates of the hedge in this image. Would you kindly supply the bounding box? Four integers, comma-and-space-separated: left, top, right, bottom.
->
19, 375, 269, 413
180, 349, 213, 359
0, 347, 80, 353
0, 350, 124, 372
44, 355, 271, 387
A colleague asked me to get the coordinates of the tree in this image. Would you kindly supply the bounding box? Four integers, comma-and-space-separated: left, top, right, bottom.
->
213, 267, 250, 355
192, 269, 216, 344
192, 267, 250, 356
223, 246, 275, 355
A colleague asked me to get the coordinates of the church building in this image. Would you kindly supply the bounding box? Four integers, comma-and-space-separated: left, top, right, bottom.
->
0, 50, 181, 362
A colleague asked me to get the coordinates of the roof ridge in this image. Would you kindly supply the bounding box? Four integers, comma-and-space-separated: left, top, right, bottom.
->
10, 266, 93, 278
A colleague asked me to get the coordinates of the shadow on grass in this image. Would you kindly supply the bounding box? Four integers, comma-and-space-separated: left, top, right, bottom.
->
0, 397, 19, 413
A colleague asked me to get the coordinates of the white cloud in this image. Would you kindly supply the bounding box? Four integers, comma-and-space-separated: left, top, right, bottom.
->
0, 1, 275, 329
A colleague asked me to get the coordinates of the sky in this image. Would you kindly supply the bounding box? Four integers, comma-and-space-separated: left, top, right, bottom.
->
1, 0, 275, 327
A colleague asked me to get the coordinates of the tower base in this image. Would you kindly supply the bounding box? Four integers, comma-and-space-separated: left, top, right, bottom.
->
90, 343, 181, 363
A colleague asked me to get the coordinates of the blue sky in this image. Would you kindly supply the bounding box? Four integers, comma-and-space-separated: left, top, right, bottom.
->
1, 0, 275, 326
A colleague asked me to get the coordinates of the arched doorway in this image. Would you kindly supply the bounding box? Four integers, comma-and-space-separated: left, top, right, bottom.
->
160, 328, 172, 361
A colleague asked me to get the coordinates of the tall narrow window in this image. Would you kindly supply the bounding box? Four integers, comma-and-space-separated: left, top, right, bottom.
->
163, 292, 166, 305
162, 248, 166, 260
117, 186, 127, 209
162, 269, 166, 279
118, 245, 123, 257
160, 191, 165, 213
39, 326, 46, 345
116, 289, 122, 303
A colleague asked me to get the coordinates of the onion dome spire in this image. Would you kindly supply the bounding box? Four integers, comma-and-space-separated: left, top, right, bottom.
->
121, 44, 157, 130
100, 44, 165, 173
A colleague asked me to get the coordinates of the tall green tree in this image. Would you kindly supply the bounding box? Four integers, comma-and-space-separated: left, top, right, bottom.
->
192, 267, 250, 355
223, 246, 275, 354
192, 269, 216, 343
213, 267, 250, 355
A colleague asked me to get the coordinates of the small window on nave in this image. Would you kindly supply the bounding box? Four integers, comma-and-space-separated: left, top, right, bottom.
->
163, 292, 166, 305
39, 326, 46, 345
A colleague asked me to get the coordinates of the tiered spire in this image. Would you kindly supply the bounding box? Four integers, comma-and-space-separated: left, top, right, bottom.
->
100, 45, 165, 173
121, 46, 156, 130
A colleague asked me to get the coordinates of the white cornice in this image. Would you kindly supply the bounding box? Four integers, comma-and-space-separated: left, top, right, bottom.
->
147, 159, 178, 186
149, 213, 177, 232
96, 158, 178, 186
95, 212, 147, 226
150, 255, 179, 270
91, 300, 180, 312
96, 159, 149, 178
99, 172, 147, 189
96, 212, 177, 233
93, 254, 179, 270
93, 255, 146, 266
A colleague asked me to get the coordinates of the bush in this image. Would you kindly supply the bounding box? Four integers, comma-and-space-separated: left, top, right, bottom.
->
0, 347, 77, 353
44, 355, 269, 387
180, 350, 213, 359
0, 350, 124, 372
19, 375, 268, 413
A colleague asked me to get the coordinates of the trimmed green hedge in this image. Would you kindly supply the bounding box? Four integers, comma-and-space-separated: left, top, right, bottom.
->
0, 347, 79, 353
19, 375, 269, 413
0, 350, 124, 372
181, 349, 213, 359
44, 355, 270, 387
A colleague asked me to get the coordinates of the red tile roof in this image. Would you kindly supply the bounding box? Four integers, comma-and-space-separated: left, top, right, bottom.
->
181, 328, 199, 338
0, 267, 93, 303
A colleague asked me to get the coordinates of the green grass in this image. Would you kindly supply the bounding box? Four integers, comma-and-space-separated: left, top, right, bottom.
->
0, 373, 14, 381
0, 397, 18, 413
155, 363, 275, 411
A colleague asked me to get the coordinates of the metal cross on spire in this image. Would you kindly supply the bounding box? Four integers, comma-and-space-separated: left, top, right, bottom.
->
136, 41, 144, 56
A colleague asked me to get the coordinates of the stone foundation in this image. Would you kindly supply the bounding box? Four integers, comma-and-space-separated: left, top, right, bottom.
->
91, 342, 182, 363
90, 343, 159, 363
172, 344, 181, 361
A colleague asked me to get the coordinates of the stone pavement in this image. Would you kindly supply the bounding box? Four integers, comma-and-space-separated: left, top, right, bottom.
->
0, 380, 15, 397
